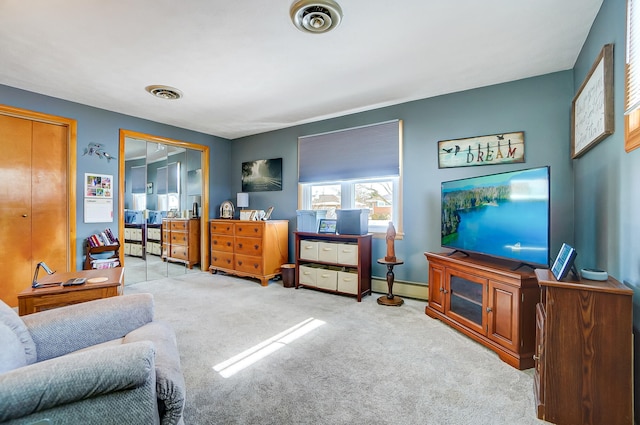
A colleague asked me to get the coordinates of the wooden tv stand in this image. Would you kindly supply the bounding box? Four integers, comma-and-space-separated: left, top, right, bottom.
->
424, 252, 540, 370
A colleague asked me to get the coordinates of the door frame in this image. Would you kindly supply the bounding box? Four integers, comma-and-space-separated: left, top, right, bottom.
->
0, 103, 77, 271
118, 129, 210, 270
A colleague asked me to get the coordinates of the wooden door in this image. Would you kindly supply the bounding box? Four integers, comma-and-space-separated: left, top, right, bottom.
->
0, 114, 70, 307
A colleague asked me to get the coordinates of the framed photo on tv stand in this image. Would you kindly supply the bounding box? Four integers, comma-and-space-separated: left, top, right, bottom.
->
551, 243, 577, 281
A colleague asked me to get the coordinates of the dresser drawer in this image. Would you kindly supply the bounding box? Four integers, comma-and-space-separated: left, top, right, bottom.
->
211, 235, 234, 253
337, 243, 358, 266
235, 254, 263, 274
130, 243, 143, 257
299, 240, 318, 261
316, 268, 338, 291
338, 270, 358, 294
235, 222, 263, 238
148, 228, 161, 240
148, 241, 162, 255
235, 237, 263, 256
211, 251, 234, 268
299, 265, 317, 286
170, 245, 189, 260
210, 221, 234, 235
170, 220, 189, 231
170, 231, 188, 245
318, 242, 338, 263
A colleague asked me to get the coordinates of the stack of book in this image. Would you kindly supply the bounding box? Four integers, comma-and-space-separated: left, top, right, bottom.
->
90, 258, 121, 269
88, 228, 118, 247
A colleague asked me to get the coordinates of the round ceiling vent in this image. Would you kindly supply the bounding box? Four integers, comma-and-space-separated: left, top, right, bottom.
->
290, 0, 343, 34
145, 85, 183, 100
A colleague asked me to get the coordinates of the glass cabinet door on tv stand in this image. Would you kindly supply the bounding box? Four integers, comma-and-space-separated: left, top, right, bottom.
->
446, 269, 486, 335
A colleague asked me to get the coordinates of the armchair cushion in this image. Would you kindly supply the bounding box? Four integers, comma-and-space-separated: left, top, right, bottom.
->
0, 340, 156, 422
0, 299, 36, 373
22, 293, 154, 361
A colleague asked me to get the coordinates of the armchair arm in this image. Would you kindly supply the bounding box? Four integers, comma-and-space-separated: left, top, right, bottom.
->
22, 293, 154, 361
0, 341, 155, 422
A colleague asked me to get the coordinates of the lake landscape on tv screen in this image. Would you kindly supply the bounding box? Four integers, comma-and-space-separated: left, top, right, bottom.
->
441, 167, 549, 266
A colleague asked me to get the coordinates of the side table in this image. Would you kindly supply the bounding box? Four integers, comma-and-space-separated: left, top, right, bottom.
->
18, 268, 124, 315
377, 258, 404, 306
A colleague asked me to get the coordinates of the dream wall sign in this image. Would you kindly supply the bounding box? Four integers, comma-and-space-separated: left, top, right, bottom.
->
437, 131, 525, 168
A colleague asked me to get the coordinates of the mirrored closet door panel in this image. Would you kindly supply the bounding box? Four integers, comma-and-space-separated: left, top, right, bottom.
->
123, 138, 149, 284
145, 141, 170, 281
122, 131, 207, 285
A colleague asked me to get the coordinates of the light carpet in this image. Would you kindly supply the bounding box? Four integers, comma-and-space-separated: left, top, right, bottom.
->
126, 272, 547, 425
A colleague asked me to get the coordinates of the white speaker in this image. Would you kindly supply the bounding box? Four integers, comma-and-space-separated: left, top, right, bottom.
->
580, 268, 608, 281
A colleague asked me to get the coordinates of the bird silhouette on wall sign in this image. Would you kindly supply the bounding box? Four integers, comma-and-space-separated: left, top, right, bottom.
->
83, 143, 116, 162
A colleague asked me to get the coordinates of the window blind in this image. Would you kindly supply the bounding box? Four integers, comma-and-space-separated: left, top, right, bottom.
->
298, 120, 401, 183
157, 162, 179, 194
626, 0, 640, 114
131, 165, 146, 194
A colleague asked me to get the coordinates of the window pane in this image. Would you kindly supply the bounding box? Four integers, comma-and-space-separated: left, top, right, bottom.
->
355, 181, 393, 227
158, 194, 168, 211
168, 193, 180, 210
311, 184, 341, 219
132, 193, 146, 210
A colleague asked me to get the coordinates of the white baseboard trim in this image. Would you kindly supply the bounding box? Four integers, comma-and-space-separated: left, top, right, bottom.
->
371, 278, 428, 301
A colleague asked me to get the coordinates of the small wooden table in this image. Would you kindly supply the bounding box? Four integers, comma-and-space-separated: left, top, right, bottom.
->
377, 258, 404, 306
18, 268, 124, 316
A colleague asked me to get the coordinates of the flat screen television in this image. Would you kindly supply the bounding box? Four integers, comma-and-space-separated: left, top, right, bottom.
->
441, 166, 550, 268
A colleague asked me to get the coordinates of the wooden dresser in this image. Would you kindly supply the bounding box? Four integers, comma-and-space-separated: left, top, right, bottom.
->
209, 219, 289, 286
534, 269, 632, 425
162, 218, 200, 268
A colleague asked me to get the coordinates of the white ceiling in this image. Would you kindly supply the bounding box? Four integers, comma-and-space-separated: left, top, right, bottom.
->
0, 0, 603, 140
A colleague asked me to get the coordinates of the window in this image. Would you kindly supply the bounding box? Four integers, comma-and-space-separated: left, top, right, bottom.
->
298, 120, 402, 235
626, 0, 640, 151
301, 178, 399, 233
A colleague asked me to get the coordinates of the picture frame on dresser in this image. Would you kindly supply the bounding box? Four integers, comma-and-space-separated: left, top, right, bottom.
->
317, 219, 337, 234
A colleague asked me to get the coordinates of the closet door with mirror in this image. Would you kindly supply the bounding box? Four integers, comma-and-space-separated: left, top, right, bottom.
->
120, 130, 208, 285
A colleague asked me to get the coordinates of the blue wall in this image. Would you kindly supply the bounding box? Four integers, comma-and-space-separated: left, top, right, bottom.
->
573, 0, 640, 302
0, 84, 232, 269
230, 71, 575, 283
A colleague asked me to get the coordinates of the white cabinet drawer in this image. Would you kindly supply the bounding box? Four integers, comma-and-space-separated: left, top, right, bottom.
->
148, 228, 161, 240
318, 242, 338, 263
148, 241, 162, 255
299, 265, 317, 286
338, 271, 358, 294
299, 240, 319, 261
337, 243, 358, 266
129, 243, 143, 257
316, 268, 338, 291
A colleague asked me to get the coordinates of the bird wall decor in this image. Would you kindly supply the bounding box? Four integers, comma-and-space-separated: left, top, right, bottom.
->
83, 143, 116, 162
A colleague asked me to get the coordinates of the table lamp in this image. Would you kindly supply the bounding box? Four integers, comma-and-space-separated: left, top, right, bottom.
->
237, 192, 249, 210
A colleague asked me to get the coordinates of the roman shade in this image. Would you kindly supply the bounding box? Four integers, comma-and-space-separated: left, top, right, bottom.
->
298, 120, 401, 183
130, 165, 146, 194
157, 162, 179, 195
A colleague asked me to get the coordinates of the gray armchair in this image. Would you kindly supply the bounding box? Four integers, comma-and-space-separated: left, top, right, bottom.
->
0, 293, 185, 425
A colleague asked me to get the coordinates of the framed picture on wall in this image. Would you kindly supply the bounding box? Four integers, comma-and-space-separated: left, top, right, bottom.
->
241, 158, 282, 192
571, 43, 614, 159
